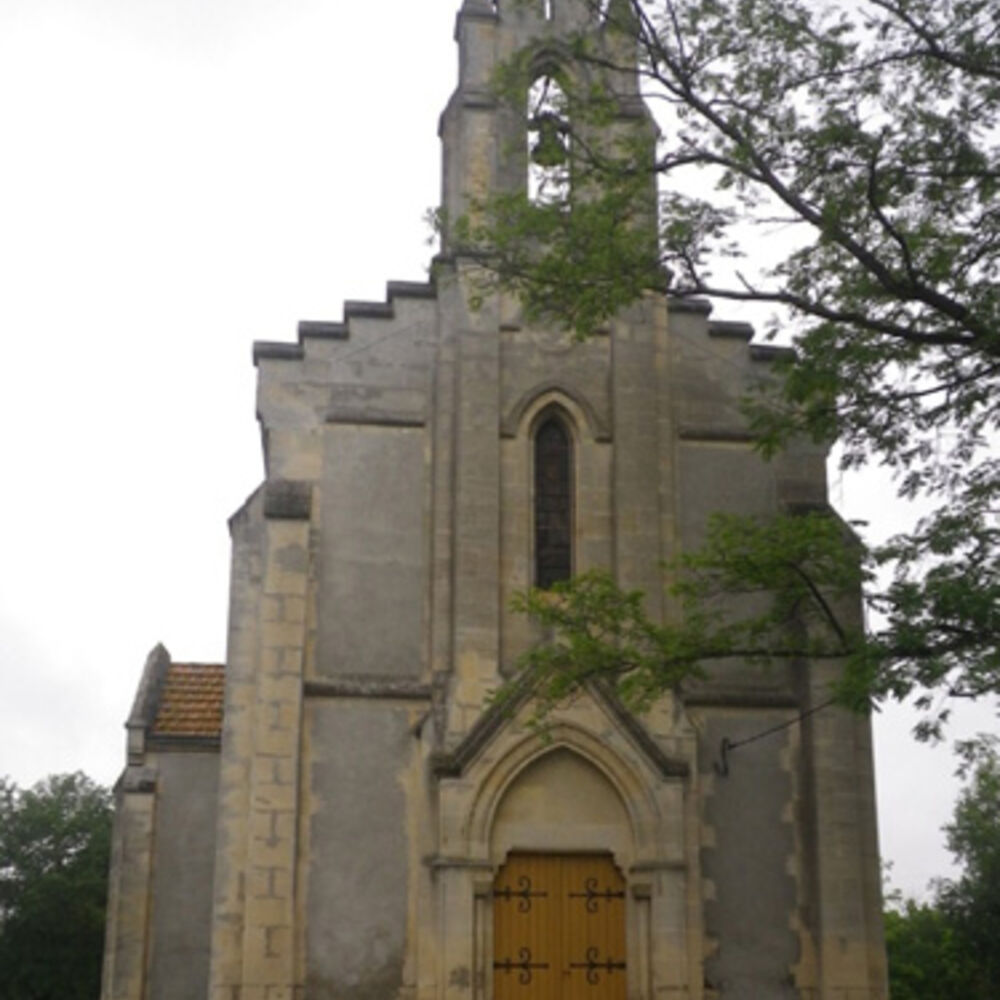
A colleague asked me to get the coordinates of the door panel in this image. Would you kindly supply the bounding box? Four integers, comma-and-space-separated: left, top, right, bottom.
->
493, 854, 626, 1000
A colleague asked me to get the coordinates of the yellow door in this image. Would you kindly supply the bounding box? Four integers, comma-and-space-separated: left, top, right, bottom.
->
493, 853, 626, 1000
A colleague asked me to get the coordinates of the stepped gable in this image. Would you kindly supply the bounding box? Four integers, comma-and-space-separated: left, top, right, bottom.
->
253, 279, 437, 364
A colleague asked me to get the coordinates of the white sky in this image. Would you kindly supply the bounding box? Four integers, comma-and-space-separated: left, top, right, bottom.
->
0, 0, 994, 902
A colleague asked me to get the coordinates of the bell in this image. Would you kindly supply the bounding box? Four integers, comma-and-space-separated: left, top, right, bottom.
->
530, 115, 568, 167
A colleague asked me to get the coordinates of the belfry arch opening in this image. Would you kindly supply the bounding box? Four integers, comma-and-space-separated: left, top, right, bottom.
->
489, 749, 632, 998
527, 72, 571, 203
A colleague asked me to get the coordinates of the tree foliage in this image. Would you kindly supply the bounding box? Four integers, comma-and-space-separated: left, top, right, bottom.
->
509, 512, 866, 715
935, 737, 1000, 993
884, 739, 1000, 999
456, 0, 1000, 729
884, 900, 981, 1000
0, 773, 112, 1000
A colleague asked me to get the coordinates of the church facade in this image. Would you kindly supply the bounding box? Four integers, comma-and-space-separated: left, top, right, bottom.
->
101, 2, 888, 999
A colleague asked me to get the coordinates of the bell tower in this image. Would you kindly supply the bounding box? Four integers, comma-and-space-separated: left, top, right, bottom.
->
439, 0, 657, 248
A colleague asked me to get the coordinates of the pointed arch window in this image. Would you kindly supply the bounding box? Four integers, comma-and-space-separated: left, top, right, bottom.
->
534, 416, 573, 588
527, 73, 570, 203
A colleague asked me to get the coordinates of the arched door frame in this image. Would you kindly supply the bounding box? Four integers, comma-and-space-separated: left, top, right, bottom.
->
429, 695, 699, 999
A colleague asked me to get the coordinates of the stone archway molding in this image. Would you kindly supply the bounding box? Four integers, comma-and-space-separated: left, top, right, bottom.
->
501, 381, 611, 442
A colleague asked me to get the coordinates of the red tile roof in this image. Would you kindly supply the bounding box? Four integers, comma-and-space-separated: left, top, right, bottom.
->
151, 663, 225, 739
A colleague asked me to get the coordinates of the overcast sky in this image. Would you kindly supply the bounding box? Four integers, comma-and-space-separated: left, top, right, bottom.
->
0, 0, 995, 901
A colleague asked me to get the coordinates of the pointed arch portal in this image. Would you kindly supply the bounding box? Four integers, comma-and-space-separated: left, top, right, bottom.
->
434, 712, 692, 1000
489, 748, 631, 998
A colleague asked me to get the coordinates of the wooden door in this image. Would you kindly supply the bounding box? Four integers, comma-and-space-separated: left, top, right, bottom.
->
493, 853, 626, 1000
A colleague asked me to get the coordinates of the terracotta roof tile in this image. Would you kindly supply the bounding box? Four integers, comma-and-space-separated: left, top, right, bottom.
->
151, 662, 225, 739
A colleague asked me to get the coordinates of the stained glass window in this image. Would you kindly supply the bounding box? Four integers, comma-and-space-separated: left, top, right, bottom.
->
535, 417, 572, 588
